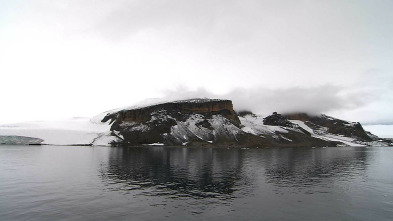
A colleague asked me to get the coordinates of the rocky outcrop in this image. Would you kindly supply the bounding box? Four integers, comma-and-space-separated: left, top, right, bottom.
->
263, 112, 295, 127
239, 112, 337, 147
285, 113, 372, 141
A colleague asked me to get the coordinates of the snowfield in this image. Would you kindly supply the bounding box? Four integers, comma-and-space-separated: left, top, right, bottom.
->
0, 117, 117, 146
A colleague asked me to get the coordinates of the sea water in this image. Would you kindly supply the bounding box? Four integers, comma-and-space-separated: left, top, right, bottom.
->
1, 145, 392, 220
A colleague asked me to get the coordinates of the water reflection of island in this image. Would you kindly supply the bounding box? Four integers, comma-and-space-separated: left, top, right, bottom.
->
100, 147, 250, 199
100, 147, 371, 198
259, 147, 369, 190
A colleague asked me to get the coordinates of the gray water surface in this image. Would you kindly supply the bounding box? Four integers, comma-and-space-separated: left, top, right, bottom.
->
1, 145, 392, 220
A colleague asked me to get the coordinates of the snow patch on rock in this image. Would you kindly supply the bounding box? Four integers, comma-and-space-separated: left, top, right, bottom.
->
289, 120, 364, 146
239, 114, 288, 135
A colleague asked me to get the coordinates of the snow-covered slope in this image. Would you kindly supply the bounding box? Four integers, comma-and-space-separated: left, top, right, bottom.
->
167, 114, 244, 145
239, 114, 289, 135
236, 112, 390, 147
0, 117, 117, 146
289, 120, 363, 146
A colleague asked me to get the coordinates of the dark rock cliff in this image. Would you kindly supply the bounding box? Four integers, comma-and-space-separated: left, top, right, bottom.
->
103, 99, 240, 127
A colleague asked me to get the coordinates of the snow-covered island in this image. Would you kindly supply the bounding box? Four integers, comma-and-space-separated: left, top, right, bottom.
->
0, 98, 391, 147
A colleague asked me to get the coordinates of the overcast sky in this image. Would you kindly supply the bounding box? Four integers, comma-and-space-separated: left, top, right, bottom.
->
1, 1, 392, 130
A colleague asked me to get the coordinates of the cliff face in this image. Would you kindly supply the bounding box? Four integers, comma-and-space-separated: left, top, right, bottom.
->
103, 99, 239, 126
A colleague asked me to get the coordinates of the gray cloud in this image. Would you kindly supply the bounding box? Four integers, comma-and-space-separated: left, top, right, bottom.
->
1, 0, 393, 128
93, 0, 225, 40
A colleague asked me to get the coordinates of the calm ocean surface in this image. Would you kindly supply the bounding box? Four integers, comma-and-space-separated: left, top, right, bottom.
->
1, 145, 392, 221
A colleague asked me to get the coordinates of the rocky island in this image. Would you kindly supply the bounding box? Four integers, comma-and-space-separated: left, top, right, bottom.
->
100, 99, 390, 147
